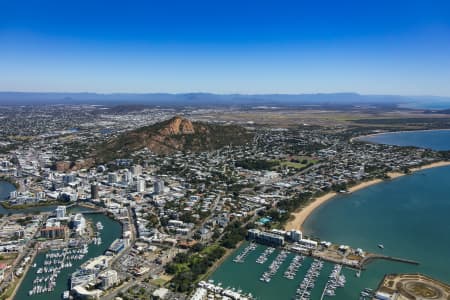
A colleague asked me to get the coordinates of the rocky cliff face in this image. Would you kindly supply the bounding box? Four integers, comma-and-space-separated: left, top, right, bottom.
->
159, 116, 195, 135
95, 116, 253, 161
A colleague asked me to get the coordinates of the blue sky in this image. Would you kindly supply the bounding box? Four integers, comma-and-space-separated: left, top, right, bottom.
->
1, 0, 450, 95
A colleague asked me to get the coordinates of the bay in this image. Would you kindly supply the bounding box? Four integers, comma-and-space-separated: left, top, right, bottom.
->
211, 130, 450, 299
358, 129, 450, 151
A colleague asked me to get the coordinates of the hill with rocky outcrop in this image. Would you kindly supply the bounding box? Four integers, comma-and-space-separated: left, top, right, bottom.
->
95, 116, 253, 162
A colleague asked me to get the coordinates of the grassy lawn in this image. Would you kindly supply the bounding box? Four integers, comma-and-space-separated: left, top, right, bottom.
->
150, 277, 168, 287
0, 253, 18, 265
276, 156, 317, 170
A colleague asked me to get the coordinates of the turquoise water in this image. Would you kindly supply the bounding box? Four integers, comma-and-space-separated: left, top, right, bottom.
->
211, 243, 343, 300
0, 180, 16, 201
211, 166, 450, 299
14, 211, 122, 300
1, 181, 123, 299
208, 129, 450, 298
303, 165, 450, 298
0, 181, 58, 215
359, 129, 450, 150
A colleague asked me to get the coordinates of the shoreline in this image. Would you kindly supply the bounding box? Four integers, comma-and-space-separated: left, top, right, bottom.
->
284, 161, 450, 232
350, 128, 450, 143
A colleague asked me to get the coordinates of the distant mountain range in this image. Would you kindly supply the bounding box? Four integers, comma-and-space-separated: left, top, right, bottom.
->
1, 91, 450, 107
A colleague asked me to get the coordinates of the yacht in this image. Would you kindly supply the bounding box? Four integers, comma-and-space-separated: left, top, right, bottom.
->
96, 221, 104, 230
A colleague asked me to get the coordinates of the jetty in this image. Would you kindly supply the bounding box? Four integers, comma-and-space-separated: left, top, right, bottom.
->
360, 254, 420, 267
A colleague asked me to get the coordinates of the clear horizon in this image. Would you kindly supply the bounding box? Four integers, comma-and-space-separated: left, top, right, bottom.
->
1, 0, 450, 96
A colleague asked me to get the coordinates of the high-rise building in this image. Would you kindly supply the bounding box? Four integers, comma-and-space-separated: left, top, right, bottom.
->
56, 206, 66, 219
62, 174, 76, 185
108, 172, 118, 184
123, 171, 133, 185
72, 213, 86, 235
136, 179, 146, 193
289, 230, 302, 242
40, 226, 68, 239
153, 180, 164, 195
131, 165, 142, 176
9, 190, 17, 199
99, 270, 119, 290
91, 184, 99, 199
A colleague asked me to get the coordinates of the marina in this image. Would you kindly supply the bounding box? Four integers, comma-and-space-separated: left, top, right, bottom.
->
212, 242, 354, 300
260, 250, 289, 283
255, 247, 275, 264
233, 242, 257, 263
283, 255, 304, 280
320, 264, 346, 299
294, 259, 324, 300
28, 245, 88, 296
13, 212, 122, 300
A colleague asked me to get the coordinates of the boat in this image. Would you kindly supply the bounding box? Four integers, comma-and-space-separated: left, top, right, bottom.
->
96, 221, 104, 230
62, 290, 70, 299
377, 244, 384, 249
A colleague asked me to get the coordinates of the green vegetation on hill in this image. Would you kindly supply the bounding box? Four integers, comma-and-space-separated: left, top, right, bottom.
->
235, 159, 279, 171
95, 117, 253, 163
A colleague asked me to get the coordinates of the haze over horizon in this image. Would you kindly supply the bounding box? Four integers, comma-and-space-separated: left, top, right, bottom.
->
1, 0, 450, 96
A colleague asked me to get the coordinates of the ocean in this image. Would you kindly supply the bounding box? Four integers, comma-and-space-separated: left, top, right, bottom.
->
211, 130, 450, 299
358, 129, 450, 151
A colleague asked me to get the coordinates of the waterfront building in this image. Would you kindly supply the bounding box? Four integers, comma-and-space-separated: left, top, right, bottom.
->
60, 191, 78, 202
56, 205, 66, 219
99, 270, 119, 290
72, 213, 86, 235
40, 226, 68, 239
36, 191, 46, 199
71, 269, 97, 289
9, 190, 17, 199
289, 229, 302, 242
298, 238, 318, 249
247, 229, 284, 246
72, 285, 102, 300
108, 239, 125, 254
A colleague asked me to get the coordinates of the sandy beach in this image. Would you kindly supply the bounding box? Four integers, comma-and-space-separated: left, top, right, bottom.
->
350, 129, 450, 143
284, 161, 450, 231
